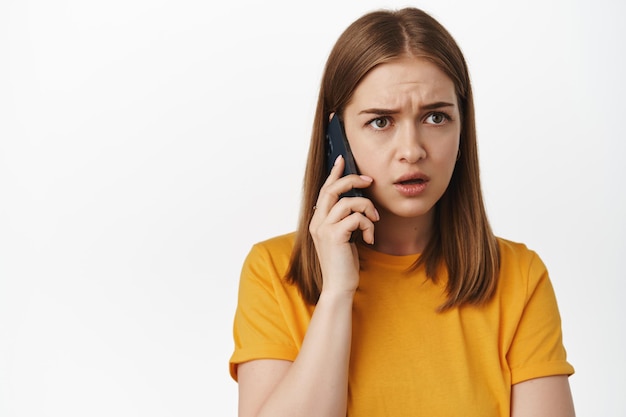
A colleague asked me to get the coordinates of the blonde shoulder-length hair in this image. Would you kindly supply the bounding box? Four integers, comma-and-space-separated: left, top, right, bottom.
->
286, 7, 500, 310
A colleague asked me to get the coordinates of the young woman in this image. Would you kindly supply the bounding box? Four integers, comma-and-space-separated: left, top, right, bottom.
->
229, 7, 575, 416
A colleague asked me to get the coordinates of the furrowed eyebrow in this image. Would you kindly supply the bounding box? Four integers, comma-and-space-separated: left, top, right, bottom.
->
358, 108, 399, 116
421, 101, 456, 111
358, 101, 456, 115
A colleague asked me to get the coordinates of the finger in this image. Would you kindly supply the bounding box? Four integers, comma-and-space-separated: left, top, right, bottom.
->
360, 216, 375, 245
326, 154, 345, 182
311, 155, 346, 218
340, 212, 376, 245
326, 197, 379, 225
317, 174, 374, 213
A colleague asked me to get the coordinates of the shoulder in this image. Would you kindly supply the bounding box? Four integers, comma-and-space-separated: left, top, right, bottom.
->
494, 238, 574, 382
496, 237, 545, 273
254, 231, 297, 252
495, 236, 551, 301
247, 232, 297, 262
240, 232, 297, 282
496, 236, 535, 259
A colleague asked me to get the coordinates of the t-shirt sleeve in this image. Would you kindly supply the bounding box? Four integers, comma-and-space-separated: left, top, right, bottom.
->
229, 243, 299, 381
507, 252, 575, 384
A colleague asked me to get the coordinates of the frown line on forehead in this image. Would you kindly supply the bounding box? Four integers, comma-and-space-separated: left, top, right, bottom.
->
357, 101, 456, 115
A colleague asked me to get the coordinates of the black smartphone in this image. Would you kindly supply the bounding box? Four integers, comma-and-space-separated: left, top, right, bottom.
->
325, 114, 363, 198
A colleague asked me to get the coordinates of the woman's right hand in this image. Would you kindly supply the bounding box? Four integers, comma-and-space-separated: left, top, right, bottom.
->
309, 155, 379, 296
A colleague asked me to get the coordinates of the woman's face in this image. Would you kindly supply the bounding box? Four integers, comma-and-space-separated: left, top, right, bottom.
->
342, 56, 461, 221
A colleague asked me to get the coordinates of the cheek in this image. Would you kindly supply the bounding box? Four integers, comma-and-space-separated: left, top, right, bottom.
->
351, 148, 377, 175
347, 137, 379, 174
446, 142, 460, 164
426, 141, 457, 163
435, 134, 460, 163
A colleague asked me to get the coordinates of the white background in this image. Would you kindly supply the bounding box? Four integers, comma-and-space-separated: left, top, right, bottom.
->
1, 0, 624, 415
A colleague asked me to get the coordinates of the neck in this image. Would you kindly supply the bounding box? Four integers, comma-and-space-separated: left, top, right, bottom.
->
370, 209, 435, 256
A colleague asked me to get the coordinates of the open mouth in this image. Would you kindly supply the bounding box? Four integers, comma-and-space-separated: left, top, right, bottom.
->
399, 178, 426, 185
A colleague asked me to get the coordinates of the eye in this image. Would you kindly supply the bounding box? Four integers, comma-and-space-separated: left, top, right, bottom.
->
425, 112, 450, 125
367, 117, 391, 130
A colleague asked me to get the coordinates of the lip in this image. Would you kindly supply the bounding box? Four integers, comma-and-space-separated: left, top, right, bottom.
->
393, 172, 430, 197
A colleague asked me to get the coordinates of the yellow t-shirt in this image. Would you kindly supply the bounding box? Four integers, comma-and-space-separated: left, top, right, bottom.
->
229, 232, 574, 416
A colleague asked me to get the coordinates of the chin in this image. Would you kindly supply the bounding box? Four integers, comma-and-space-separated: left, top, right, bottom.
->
370, 191, 439, 219
381, 201, 436, 220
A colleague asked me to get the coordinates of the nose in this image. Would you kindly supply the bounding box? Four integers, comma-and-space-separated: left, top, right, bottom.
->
397, 124, 426, 163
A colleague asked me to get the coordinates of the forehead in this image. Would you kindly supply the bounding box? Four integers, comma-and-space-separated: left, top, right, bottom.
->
350, 57, 457, 106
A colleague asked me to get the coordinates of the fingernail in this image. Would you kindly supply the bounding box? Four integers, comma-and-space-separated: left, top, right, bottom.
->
374, 208, 380, 221
359, 175, 373, 182
334, 155, 343, 165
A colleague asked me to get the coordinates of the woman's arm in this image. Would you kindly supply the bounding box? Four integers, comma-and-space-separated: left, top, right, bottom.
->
237, 290, 354, 417
237, 157, 377, 417
511, 375, 575, 417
